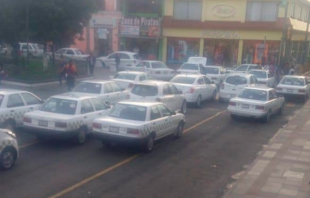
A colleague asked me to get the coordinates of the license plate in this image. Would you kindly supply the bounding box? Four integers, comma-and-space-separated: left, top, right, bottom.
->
38, 120, 48, 127
287, 89, 293, 92
109, 127, 119, 133
242, 104, 250, 109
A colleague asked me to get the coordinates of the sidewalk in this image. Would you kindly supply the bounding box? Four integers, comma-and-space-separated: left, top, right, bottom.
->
223, 102, 310, 198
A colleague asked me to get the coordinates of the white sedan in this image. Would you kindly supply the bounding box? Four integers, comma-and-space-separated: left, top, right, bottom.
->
112, 71, 154, 90
249, 69, 276, 88
97, 51, 141, 70
70, 80, 129, 105
0, 129, 19, 170
23, 94, 112, 144
134, 61, 175, 81
52, 48, 89, 60
92, 101, 186, 152
228, 87, 285, 122
170, 74, 217, 107
176, 62, 206, 75
233, 64, 261, 74
204, 66, 227, 86
129, 81, 187, 113
276, 75, 310, 102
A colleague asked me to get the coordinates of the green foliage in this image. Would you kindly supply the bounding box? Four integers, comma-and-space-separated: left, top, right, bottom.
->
0, 0, 99, 46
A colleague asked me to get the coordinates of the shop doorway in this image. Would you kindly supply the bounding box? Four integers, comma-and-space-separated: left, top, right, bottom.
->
123, 38, 157, 60
94, 28, 112, 57
204, 39, 239, 67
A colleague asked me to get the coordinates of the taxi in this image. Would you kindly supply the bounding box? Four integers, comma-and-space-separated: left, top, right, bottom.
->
176, 62, 206, 75
0, 89, 43, 131
92, 101, 186, 152
249, 69, 276, 88
23, 94, 112, 144
276, 75, 310, 102
129, 81, 187, 113
112, 71, 154, 90
204, 66, 227, 87
228, 87, 285, 123
134, 61, 175, 81
70, 80, 129, 105
170, 74, 217, 107
0, 129, 19, 170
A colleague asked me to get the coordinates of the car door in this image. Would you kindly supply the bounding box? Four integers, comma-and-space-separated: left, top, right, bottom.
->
89, 98, 111, 117
162, 85, 176, 112
199, 64, 206, 74
272, 90, 282, 111
80, 99, 97, 130
139, 74, 147, 82
168, 84, 183, 111
203, 76, 213, 99
110, 82, 126, 103
107, 53, 116, 68
149, 105, 167, 139
268, 91, 277, 114
157, 104, 176, 134
20, 92, 43, 112
6, 94, 27, 126
102, 83, 114, 104
120, 53, 132, 70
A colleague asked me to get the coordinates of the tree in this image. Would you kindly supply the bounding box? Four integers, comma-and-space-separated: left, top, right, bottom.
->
0, 0, 99, 47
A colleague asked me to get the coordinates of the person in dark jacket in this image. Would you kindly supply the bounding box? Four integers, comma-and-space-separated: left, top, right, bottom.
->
115, 53, 120, 72
87, 52, 96, 75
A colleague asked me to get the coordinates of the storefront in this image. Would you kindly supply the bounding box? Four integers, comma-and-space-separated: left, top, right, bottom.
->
166, 38, 200, 64
119, 16, 161, 60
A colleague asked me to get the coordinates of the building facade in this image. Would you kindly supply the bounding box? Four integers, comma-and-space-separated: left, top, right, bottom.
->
162, 0, 310, 67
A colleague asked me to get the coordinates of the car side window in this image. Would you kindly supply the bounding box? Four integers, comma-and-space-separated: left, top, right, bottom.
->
157, 104, 172, 117
272, 90, 278, 98
249, 66, 257, 70
7, 94, 25, 108
169, 84, 179, 94
163, 85, 172, 95
250, 77, 255, 84
197, 78, 205, 85
120, 53, 130, 59
110, 83, 122, 92
269, 91, 275, 100
57, 49, 66, 54
144, 62, 150, 68
139, 75, 147, 81
268, 73, 271, 78
66, 49, 74, 55
108, 53, 116, 59
253, 76, 258, 84
236, 65, 248, 71
81, 99, 95, 114
104, 83, 114, 93
22, 45, 28, 50
150, 106, 162, 120
21, 93, 42, 105
90, 98, 108, 111
203, 77, 212, 84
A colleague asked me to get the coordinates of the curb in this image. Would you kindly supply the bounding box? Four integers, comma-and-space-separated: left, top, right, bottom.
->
1, 76, 95, 88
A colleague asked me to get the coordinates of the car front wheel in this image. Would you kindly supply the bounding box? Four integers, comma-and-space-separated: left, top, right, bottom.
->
0, 147, 17, 170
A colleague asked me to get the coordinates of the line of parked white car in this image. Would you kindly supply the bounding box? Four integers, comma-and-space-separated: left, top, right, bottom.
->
1, 57, 309, 171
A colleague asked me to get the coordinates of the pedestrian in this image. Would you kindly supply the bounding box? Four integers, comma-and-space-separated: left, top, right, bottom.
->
0, 64, 7, 84
264, 62, 270, 71
115, 53, 120, 72
87, 52, 96, 75
65, 60, 77, 91
58, 56, 67, 86
288, 65, 295, 75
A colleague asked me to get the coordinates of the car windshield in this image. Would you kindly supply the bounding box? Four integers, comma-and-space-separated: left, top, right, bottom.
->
74, 49, 83, 55
41, 98, 77, 115
249, 71, 267, 79
238, 89, 267, 101
131, 85, 158, 96
152, 62, 167, 69
109, 103, 146, 121
73, 82, 101, 94
280, 77, 305, 86
181, 63, 198, 70
205, 67, 219, 74
235, 65, 248, 71
226, 76, 248, 85
114, 73, 137, 81
170, 76, 196, 84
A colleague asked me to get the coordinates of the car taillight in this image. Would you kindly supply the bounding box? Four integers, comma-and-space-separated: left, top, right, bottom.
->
255, 105, 265, 110
23, 117, 32, 123
188, 87, 195, 93
211, 77, 217, 80
55, 122, 67, 128
229, 102, 236, 106
276, 87, 282, 91
298, 89, 305, 93
127, 128, 140, 135
92, 123, 102, 129
221, 83, 225, 89
128, 83, 134, 88
156, 98, 161, 102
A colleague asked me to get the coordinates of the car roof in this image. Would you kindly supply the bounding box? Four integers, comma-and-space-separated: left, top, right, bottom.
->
240, 64, 258, 66
175, 74, 204, 78
244, 86, 274, 91
182, 62, 199, 65
249, 69, 268, 72
142, 60, 162, 63
118, 100, 162, 107
79, 80, 114, 84
135, 80, 169, 86
226, 73, 253, 78
114, 51, 137, 55
59, 48, 79, 50
204, 66, 222, 68
0, 89, 28, 95
51, 93, 97, 101
118, 71, 145, 75
282, 75, 305, 79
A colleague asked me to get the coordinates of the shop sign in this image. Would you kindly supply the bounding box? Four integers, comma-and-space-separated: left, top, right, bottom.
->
120, 17, 160, 38
202, 30, 240, 39
212, 4, 236, 18
90, 17, 116, 28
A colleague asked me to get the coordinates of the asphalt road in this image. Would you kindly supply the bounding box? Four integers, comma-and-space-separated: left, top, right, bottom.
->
0, 90, 304, 198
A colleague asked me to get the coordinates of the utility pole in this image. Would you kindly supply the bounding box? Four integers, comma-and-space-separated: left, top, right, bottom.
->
279, 0, 288, 67
26, 0, 29, 65
303, 8, 310, 64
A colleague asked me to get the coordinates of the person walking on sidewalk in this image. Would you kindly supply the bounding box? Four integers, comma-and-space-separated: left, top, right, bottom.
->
58, 56, 67, 86
87, 52, 96, 75
65, 60, 77, 91
115, 53, 120, 72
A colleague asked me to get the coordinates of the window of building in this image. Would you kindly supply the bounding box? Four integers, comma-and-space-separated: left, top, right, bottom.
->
294, 4, 302, 19
174, 1, 202, 20
246, 1, 278, 22
127, 0, 161, 15
167, 38, 200, 64
290, 3, 295, 17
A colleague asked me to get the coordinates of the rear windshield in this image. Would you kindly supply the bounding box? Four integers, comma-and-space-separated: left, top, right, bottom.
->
205, 67, 219, 74
238, 89, 267, 101
280, 77, 305, 86
225, 76, 248, 85
152, 62, 167, 69
170, 76, 196, 84
131, 85, 158, 96
181, 63, 198, 70
114, 73, 137, 81
41, 98, 77, 115
249, 71, 267, 79
109, 103, 146, 121
73, 82, 101, 94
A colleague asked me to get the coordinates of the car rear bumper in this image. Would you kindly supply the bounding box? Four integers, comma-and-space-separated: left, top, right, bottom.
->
185, 94, 197, 103
219, 92, 236, 100
228, 107, 267, 118
93, 131, 147, 145
22, 125, 78, 138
